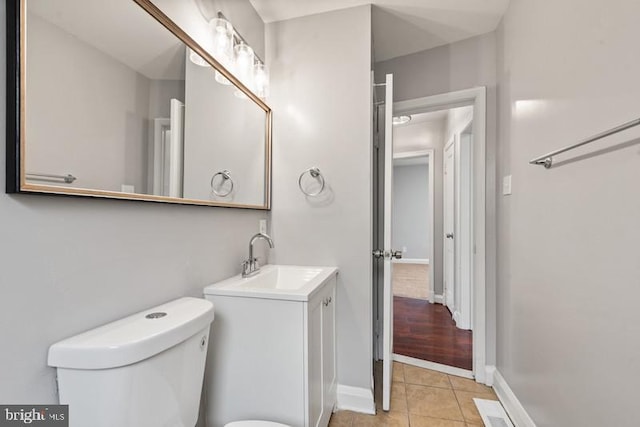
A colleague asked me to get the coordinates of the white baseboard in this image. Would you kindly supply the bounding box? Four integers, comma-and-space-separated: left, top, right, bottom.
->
336, 384, 375, 415
484, 365, 496, 386
492, 369, 536, 427
434, 294, 444, 304
392, 258, 429, 265
393, 354, 473, 379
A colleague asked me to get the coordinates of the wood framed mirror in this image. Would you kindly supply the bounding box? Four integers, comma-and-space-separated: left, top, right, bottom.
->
6, 0, 272, 209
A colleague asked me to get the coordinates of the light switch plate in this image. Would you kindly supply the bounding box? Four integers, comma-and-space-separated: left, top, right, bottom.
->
502, 175, 512, 195
259, 219, 268, 234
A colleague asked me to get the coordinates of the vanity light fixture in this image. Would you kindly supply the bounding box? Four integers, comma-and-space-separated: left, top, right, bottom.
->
393, 115, 412, 125
187, 13, 270, 99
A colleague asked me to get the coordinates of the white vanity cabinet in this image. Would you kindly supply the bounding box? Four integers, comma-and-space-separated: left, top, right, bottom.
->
203, 265, 338, 427
307, 277, 337, 427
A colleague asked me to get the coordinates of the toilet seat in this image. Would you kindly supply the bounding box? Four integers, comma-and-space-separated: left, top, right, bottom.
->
225, 421, 290, 427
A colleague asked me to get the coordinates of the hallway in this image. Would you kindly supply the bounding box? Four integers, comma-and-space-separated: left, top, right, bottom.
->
394, 297, 472, 370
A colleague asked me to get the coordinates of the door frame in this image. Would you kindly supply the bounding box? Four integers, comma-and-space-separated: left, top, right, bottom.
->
391, 149, 435, 305
443, 137, 456, 313
392, 87, 489, 383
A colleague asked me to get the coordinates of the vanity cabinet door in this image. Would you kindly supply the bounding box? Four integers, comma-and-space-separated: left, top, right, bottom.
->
308, 276, 337, 427
308, 294, 324, 427
322, 281, 337, 419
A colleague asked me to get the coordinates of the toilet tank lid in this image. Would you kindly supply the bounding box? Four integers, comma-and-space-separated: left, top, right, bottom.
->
48, 297, 214, 370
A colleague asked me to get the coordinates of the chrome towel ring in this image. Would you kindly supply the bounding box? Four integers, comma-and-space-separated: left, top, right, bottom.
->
210, 170, 234, 197
298, 167, 325, 196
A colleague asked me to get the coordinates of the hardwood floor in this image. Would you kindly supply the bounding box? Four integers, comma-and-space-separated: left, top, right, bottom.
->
393, 296, 473, 370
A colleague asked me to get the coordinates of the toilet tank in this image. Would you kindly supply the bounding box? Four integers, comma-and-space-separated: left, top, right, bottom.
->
48, 297, 214, 427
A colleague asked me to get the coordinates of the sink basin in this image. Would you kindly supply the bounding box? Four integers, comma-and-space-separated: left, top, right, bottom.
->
204, 265, 338, 301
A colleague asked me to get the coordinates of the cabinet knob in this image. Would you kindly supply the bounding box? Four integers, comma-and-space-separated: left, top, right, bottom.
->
323, 296, 332, 306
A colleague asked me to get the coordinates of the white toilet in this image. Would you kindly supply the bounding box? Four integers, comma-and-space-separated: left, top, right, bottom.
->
225, 422, 289, 427
48, 297, 214, 427
48, 297, 293, 427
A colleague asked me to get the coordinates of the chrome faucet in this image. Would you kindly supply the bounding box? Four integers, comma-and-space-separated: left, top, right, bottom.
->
242, 232, 275, 277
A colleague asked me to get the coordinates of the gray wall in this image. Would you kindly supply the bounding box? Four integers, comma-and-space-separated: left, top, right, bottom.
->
392, 164, 429, 260
26, 12, 150, 194
182, 56, 266, 205
266, 6, 374, 393
0, 1, 268, 407
496, 0, 640, 425
375, 33, 497, 365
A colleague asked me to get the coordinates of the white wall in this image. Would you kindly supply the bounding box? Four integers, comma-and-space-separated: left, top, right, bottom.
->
25, 12, 150, 194
496, 1, 640, 425
392, 163, 429, 260
266, 5, 373, 394
0, 2, 268, 412
376, 33, 497, 365
445, 106, 474, 144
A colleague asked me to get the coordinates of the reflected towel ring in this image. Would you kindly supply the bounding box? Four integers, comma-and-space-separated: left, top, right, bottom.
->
298, 167, 325, 197
210, 170, 234, 197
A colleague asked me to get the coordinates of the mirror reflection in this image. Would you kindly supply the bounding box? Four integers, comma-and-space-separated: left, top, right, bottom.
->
22, 0, 270, 208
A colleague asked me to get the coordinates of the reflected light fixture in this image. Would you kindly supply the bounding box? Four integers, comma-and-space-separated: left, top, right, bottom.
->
210, 17, 234, 85
233, 42, 255, 99
188, 12, 270, 99
393, 115, 412, 125
188, 48, 208, 67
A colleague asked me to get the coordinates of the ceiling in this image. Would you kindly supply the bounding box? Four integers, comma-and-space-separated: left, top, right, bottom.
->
28, 0, 185, 80
249, 0, 510, 61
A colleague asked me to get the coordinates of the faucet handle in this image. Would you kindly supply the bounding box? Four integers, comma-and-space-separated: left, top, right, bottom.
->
241, 260, 251, 275
252, 258, 260, 270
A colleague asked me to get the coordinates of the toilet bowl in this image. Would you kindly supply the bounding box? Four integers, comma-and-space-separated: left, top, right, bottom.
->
48, 297, 214, 427
225, 421, 290, 427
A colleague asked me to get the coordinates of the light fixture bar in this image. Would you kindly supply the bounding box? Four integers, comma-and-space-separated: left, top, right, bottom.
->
217, 12, 265, 65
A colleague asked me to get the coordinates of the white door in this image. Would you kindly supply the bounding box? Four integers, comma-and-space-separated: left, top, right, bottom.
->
381, 74, 396, 412
443, 139, 456, 312
169, 99, 185, 198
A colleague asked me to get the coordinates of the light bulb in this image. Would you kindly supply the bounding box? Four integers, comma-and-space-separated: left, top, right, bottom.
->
254, 62, 270, 99
234, 42, 255, 98
210, 18, 234, 85
189, 48, 209, 67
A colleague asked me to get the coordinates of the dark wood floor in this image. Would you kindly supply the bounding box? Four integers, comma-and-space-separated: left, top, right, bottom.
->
393, 296, 473, 370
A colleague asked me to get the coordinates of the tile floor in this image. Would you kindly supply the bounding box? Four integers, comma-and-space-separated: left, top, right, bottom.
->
392, 263, 430, 300
329, 362, 499, 427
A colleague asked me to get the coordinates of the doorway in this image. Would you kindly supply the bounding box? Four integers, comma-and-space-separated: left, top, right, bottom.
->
390, 106, 475, 375
373, 85, 490, 410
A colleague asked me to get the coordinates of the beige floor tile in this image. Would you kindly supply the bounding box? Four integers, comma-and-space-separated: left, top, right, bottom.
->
351, 410, 409, 427
448, 375, 494, 395
393, 263, 430, 300
406, 384, 464, 421
454, 390, 498, 425
329, 410, 356, 427
375, 382, 406, 410
409, 414, 467, 427
392, 381, 406, 398
404, 365, 452, 389
393, 362, 405, 383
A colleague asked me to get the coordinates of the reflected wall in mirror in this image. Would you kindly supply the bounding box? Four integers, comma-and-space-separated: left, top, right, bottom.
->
6, 0, 272, 209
